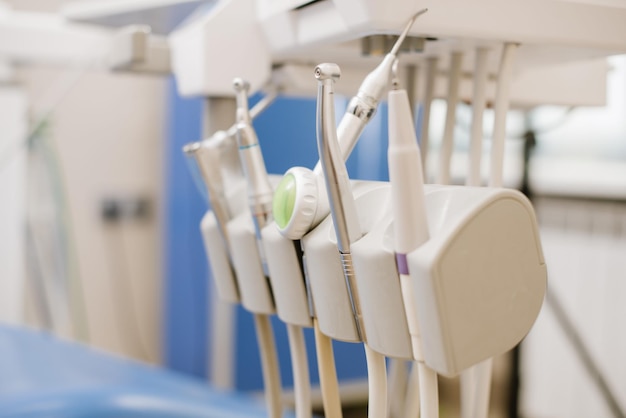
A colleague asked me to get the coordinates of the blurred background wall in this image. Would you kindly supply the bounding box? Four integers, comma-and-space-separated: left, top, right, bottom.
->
0, 0, 168, 361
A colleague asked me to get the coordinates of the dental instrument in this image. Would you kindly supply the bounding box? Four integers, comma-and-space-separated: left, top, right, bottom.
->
234, 78, 313, 418
184, 88, 277, 306
184, 88, 278, 244
314, 64, 361, 327
387, 66, 439, 418
184, 134, 232, 246
315, 62, 387, 418
234, 79, 274, 269
274, 10, 427, 241
185, 129, 245, 390
332, 9, 428, 160
184, 87, 289, 407
232, 79, 283, 418
388, 61, 422, 418
437, 51, 463, 185
185, 131, 247, 390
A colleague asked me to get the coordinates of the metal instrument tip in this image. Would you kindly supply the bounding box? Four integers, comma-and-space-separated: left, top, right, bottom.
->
232, 78, 250, 92
314, 63, 341, 81
390, 8, 428, 57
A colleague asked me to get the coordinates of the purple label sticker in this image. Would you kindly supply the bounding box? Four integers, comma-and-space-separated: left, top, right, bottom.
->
396, 253, 409, 275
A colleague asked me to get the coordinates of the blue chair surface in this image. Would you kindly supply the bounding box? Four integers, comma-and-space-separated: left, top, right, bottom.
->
0, 325, 281, 417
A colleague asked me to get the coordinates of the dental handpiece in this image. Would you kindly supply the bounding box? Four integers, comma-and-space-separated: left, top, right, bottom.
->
183, 89, 277, 244
233, 79, 276, 278
314, 8, 427, 172
184, 132, 234, 246
315, 63, 364, 337
233, 79, 275, 234
317, 65, 390, 418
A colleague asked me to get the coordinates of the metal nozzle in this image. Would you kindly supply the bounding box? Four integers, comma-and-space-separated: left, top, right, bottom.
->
233, 77, 251, 124
389, 8, 428, 57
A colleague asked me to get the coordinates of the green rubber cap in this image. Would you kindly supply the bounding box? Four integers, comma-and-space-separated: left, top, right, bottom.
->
273, 173, 297, 229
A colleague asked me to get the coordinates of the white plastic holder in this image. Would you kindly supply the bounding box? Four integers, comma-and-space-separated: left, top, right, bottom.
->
301, 180, 414, 354
300, 180, 546, 367
408, 185, 547, 376
262, 224, 312, 328
227, 212, 275, 315
350, 185, 414, 359
200, 211, 239, 304
301, 207, 360, 342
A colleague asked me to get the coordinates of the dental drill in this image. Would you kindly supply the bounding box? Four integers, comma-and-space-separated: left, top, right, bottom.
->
183, 89, 281, 396
232, 79, 283, 418
234, 79, 274, 255
184, 88, 278, 246
315, 63, 388, 418
233, 79, 312, 418
183, 91, 277, 300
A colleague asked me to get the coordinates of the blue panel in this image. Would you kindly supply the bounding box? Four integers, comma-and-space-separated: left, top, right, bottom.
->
252, 94, 390, 181
252, 95, 319, 174
163, 77, 208, 379
350, 103, 390, 182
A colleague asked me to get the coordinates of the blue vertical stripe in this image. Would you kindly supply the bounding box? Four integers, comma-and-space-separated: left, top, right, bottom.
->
163, 77, 208, 378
